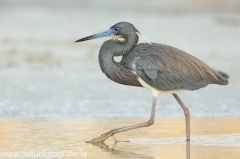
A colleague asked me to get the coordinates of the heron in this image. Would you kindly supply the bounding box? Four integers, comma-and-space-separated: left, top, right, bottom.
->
75, 22, 229, 143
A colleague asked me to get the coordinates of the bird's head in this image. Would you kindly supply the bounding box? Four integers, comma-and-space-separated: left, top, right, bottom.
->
75, 22, 140, 43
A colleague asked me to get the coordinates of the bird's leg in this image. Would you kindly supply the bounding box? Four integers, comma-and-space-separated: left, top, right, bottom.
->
172, 93, 190, 141
86, 96, 156, 143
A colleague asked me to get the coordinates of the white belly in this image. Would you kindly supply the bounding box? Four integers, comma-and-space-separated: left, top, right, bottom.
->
137, 77, 182, 97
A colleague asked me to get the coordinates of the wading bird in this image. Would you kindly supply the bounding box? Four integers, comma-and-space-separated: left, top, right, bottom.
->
75, 22, 229, 143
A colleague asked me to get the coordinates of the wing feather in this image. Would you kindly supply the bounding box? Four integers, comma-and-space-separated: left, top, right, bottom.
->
134, 43, 228, 91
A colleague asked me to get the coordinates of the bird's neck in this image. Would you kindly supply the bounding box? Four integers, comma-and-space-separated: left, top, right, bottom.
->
98, 33, 138, 82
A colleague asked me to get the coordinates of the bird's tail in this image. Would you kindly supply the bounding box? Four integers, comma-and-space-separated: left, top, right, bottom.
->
214, 71, 229, 85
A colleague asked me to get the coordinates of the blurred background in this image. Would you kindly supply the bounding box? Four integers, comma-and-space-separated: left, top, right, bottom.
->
0, 0, 240, 118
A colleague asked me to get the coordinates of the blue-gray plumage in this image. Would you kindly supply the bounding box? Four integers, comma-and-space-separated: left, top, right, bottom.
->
75, 22, 229, 143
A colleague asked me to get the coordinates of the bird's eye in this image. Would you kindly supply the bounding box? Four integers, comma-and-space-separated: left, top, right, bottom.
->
115, 28, 119, 32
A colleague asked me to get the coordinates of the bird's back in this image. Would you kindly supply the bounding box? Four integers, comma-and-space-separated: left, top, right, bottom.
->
122, 43, 229, 91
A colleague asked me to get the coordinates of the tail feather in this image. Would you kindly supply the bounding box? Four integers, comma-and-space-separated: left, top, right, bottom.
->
218, 71, 229, 79
215, 71, 229, 85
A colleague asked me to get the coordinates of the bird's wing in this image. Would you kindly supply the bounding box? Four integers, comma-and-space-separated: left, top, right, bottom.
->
134, 43, 226, 91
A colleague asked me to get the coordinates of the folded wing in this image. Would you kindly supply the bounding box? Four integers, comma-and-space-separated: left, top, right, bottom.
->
134, 43, 228, 91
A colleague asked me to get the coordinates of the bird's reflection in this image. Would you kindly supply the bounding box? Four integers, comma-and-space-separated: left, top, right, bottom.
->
89, 140, 191, 159
90, 141, 154, 159
91, 141, 117, 151
186, 141, 190, 159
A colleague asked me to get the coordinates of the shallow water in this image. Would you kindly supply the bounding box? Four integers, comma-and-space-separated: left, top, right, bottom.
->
0, 117, 240, 159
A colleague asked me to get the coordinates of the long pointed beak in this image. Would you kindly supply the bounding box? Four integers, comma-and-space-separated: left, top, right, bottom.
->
75, 28, 117, 43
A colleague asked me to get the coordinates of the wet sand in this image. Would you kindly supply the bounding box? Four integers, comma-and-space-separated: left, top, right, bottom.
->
0, 117, 239, 159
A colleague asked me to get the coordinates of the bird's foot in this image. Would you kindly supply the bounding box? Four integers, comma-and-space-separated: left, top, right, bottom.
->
86, 130, 117, 144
